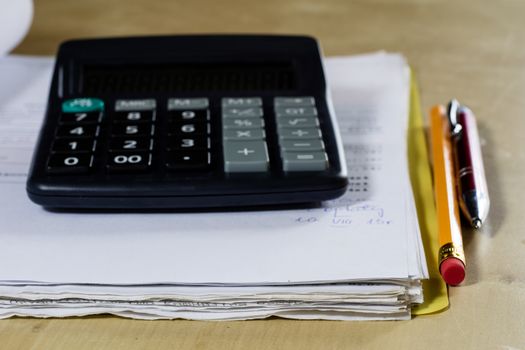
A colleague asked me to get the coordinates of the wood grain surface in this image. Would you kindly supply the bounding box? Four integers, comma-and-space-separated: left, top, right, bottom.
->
3, 0, 525, 349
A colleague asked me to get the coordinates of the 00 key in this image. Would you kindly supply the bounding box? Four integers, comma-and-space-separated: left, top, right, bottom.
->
107, 151, 151, 172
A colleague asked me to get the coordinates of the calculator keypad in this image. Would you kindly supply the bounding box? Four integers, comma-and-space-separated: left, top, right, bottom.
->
46, 96, 329, 175
166, 98, 211, 171
274, 97, 328, 172
46, 98, 103, 174
222, 97, 269, 173
108, 99, 156, 173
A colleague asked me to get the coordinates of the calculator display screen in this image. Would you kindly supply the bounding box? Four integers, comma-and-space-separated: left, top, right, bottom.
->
81, 62, 297, 94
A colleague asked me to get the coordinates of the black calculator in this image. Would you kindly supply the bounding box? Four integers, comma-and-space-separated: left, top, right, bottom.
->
26, 35, 348, 209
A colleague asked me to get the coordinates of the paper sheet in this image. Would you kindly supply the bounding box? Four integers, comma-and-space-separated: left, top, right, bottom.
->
0, 54, 422, 285
0, 53, 443, 320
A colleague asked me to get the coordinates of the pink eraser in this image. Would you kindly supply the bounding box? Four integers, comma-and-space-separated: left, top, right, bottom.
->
440, 258, 466, 285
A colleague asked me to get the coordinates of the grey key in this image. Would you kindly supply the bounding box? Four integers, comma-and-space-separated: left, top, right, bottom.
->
274, 97, 315, 107
223, 129, 266, 141
223, 140, 269, 173
168, 98, 209, 110
282, 151, 328, 172
276, 116, 319, 128
222, 97, 262, 108
278, 127, 322, 140
275, 106, 317, 117
115, 99, 156, 111
280, 139, 325, 152
222, 107, 263, 118
223, 118, 264, 129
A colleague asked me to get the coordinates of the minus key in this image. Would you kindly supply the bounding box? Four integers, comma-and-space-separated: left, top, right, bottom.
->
280, 139, 325, 151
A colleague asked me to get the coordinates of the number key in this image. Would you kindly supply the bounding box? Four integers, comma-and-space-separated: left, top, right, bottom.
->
168, 109, 209, 122
113, 111, 155, 123
168, 121, 208, 136
107, 151, 151, 172
109, 137, 153, 151
52, 138, 96, 152
56, 125, 99, 137
167, 136, 209, 150
59, 111, 101, 124
47, 153, 93, 174
112, 123, 154, 136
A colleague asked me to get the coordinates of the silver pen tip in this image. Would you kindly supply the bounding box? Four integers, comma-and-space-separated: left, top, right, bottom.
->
472, 218, 482, 229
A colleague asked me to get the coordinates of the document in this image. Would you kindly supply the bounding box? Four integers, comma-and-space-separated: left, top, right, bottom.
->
0, 53, 428, 320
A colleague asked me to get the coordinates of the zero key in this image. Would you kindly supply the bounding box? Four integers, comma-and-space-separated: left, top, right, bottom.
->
47, 153, 93, 174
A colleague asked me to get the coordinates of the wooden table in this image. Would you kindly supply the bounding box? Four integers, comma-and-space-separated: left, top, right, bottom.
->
3, 0, 525, 348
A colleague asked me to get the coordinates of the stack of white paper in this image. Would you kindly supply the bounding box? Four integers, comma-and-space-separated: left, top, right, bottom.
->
0, 53, 428, 321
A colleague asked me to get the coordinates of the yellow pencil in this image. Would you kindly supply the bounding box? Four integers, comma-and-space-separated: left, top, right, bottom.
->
430, 105, 465, 285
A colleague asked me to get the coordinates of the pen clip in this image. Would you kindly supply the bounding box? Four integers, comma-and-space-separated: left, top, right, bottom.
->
447, 99, 463, 137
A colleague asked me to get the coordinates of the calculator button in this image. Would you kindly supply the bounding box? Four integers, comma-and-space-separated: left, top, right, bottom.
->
275, 107, 318, 117
52, 138, 96, 153
223, 140, 269, 173
115, 99, 156, 111
274, 97, 315, 107
278, 128, 322, 140
276, 116, 319, 128
109, 137, 153, 151
279, 139, 325, 152
168, 109, 209, 122
107, 152, 151, 172
165, 150, 210, 170
47, 153, 93, 174
281, 151, 328, 172
168, 98, 209, 110
168, 121, 208, 136
111, 123, 154, 136
223, 118, 264, 129
113, 111, 155, 123
62, 98, 104, 113
222, 97, 262, 108
222, 107, 263, 119
167, 137, 209, 150
59, 111, 101, 124
223, 129, 265, 141
56, 125, 99, 138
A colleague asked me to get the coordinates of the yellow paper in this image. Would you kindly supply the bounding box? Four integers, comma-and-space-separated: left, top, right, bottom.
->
408, 72, 449, 315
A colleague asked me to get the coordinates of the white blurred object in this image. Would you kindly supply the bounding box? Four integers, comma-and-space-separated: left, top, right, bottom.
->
0, 0, 33, 55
